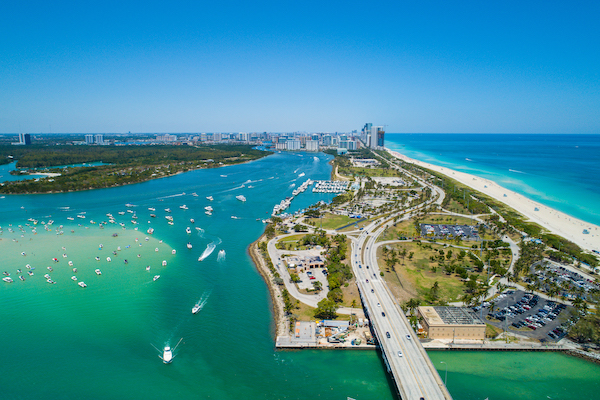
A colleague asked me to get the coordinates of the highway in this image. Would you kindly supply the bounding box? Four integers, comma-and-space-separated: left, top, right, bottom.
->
351, 218, 451, 400
347, 157, 452, 400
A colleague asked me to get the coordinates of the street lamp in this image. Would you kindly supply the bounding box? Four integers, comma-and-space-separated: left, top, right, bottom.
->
440, 361, 448, 386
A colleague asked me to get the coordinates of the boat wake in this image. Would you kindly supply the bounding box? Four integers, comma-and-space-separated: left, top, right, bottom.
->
289, 183, 296, 188
198, 238, 221, 261
217, 249, 226, 262
194, 290, 212, 312
157, 193, 186, 200
221, 184, 245, 193
195, 227, 205, 237
509, 169, 526, 174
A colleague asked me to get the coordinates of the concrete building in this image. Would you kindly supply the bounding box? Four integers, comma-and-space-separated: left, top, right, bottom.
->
322, 135, 332, 146
85, 134, 94, 145
417, 306, 485, 340
156, 134, 177, 142
305, 140, 319, 152
94, 134, 104, 145
347, 140, 357, 150
213, 133, 222, 142
370, 126, 384, 149
286, 140, 301, 151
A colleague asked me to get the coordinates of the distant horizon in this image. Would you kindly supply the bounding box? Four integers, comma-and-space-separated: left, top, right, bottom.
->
1, 132, 599, 136
1, 2, 598, 134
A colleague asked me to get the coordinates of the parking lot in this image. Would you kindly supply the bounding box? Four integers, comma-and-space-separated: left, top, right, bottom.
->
477, 290, 572, 342
530, 260, 599, 301
420, 223, 479, 240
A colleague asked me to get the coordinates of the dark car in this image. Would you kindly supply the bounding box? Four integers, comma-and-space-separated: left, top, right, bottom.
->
382, 312, 385, 317
386, 331, 391, 338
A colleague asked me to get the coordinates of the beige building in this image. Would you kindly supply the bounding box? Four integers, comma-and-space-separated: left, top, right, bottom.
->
418, 306, 486, 340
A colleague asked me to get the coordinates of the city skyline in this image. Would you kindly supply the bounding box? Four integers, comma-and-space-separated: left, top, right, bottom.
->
1, 1, 599, 134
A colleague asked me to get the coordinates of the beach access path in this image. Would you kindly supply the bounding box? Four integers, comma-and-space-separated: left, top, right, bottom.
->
386, 149, 600, 254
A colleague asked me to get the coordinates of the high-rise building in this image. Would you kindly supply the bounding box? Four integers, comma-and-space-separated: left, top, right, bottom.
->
19, 133, 31, 145
322, 135, 332, 146
213, 133, 222, 141
305, 140, 319, 152
85, 134, 94, 145
370, 126, 384, 149
95, 134, 104, 145
286, 140, 301, 151
347, 141, 357, 150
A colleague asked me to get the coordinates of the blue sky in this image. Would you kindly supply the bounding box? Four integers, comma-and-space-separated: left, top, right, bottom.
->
1, 1, 599, 133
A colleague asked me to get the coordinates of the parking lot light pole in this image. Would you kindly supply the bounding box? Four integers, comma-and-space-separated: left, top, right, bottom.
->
440, 361, 447, 386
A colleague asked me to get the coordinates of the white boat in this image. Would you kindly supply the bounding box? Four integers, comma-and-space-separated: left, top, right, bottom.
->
206, 196, 213, 201
153, 275, 160, 281
146, 265, 151, 271
68, 261, 73, 266
148, 207, 156, 211
236, 195, 246, 202
118, 211, 125, 215
71, 276, 77, 281
192, 304, 201, 314
78, 281, 87, 288
67, 216, 75, 221
190, 218, 195, 223
187, 242, 192, 249
165, 208, 171, 213
192, 192, 198, 197
147, 228, 154, 234
205, 211, 212, 216
2, 277, 13, 283
185, 227, 192, 234
95, 269, 102, 275
172, 249, 176, 254
162, 260, 167, 266
231, 216, 239, 219
204, 206, 213, 212
180, 205, 188, 210
162, 346, 173, 363
107, 257, 111, 262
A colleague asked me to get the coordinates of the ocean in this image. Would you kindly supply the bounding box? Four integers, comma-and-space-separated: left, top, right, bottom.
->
1, 150, 599, 400
385, 133, 600, 227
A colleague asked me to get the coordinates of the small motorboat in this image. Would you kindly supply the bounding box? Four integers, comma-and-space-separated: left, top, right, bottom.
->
206, 196, 213, 201
187, 243, 192, 249
185, 227, 192, 234
153, 275, 160, 281
95, 257, 100, 261
78, 281, 87, 288
162, 260, 167, 266
146, 265, 151, 271
172, 249, 176, 254
72, 268, 77, 273
192, 304, 201, 314
190, 218, 195, 224
107, 257, 112, 262
68, 261, 73, 266
19, 275, 25, 281
47, 266, 53, 271
3, 277, 13, 283
71, 276, 77, 281
162, 346, 173, 364
95, 269, 102, 275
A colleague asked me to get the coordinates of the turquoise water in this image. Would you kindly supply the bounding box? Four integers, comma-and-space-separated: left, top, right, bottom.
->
1, 150, 599, 400
386, 133, 600, 226
428, 351, 600, 400
0, 161, 46, 181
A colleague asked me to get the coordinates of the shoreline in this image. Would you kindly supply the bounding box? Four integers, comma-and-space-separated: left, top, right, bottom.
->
386, 148, 600, 254
248, 235, 288, 339
0, 153, 271, 195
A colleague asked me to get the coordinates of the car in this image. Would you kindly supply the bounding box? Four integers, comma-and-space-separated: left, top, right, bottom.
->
386, 332, 391, 338
371, 289, 374, 293
366, 279, 369, 283
397, 351, 403, 357
377, 303, 380, 307
406, 334, 411, 340
382, 312, 385, 317
309, 276, 315, 280
366, 266, 369, 269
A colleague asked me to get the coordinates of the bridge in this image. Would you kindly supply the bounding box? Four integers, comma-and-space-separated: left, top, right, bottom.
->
351, 219, 452, 400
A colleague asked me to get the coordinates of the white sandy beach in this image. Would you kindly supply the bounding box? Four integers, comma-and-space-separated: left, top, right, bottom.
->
386, 149, 600, 254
